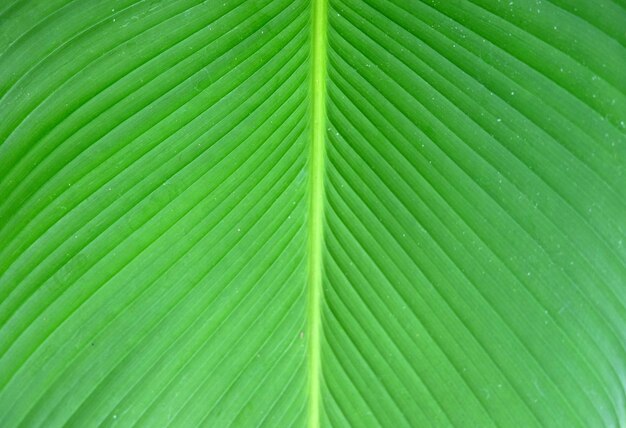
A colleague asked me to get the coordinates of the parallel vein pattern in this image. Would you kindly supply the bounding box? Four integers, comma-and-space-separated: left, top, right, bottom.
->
0, 0, 310, 426
320, 0, 626, 426
1, 0, 625, 427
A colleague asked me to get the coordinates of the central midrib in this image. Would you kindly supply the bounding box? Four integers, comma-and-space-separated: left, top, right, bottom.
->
306, 0, 328, 426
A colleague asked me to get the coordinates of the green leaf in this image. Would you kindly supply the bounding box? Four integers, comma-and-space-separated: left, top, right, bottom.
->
0, 0, 624, 426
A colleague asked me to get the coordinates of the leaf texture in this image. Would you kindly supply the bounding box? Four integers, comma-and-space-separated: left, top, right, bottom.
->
0, 0, 625, 427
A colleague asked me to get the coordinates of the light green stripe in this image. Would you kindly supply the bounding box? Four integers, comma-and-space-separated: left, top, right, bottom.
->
307, 0, 328, 426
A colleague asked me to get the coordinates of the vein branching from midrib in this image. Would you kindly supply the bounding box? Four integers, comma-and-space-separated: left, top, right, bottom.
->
307, 0, 327, 426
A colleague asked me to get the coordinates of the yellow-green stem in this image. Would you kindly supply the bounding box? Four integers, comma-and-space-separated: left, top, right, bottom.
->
307, 0, 327, 426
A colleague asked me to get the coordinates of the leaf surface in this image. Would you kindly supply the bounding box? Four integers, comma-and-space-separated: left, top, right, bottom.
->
0, 0, 624, 426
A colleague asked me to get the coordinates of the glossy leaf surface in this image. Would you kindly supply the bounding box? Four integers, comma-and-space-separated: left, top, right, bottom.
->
0, 0, 624, 426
